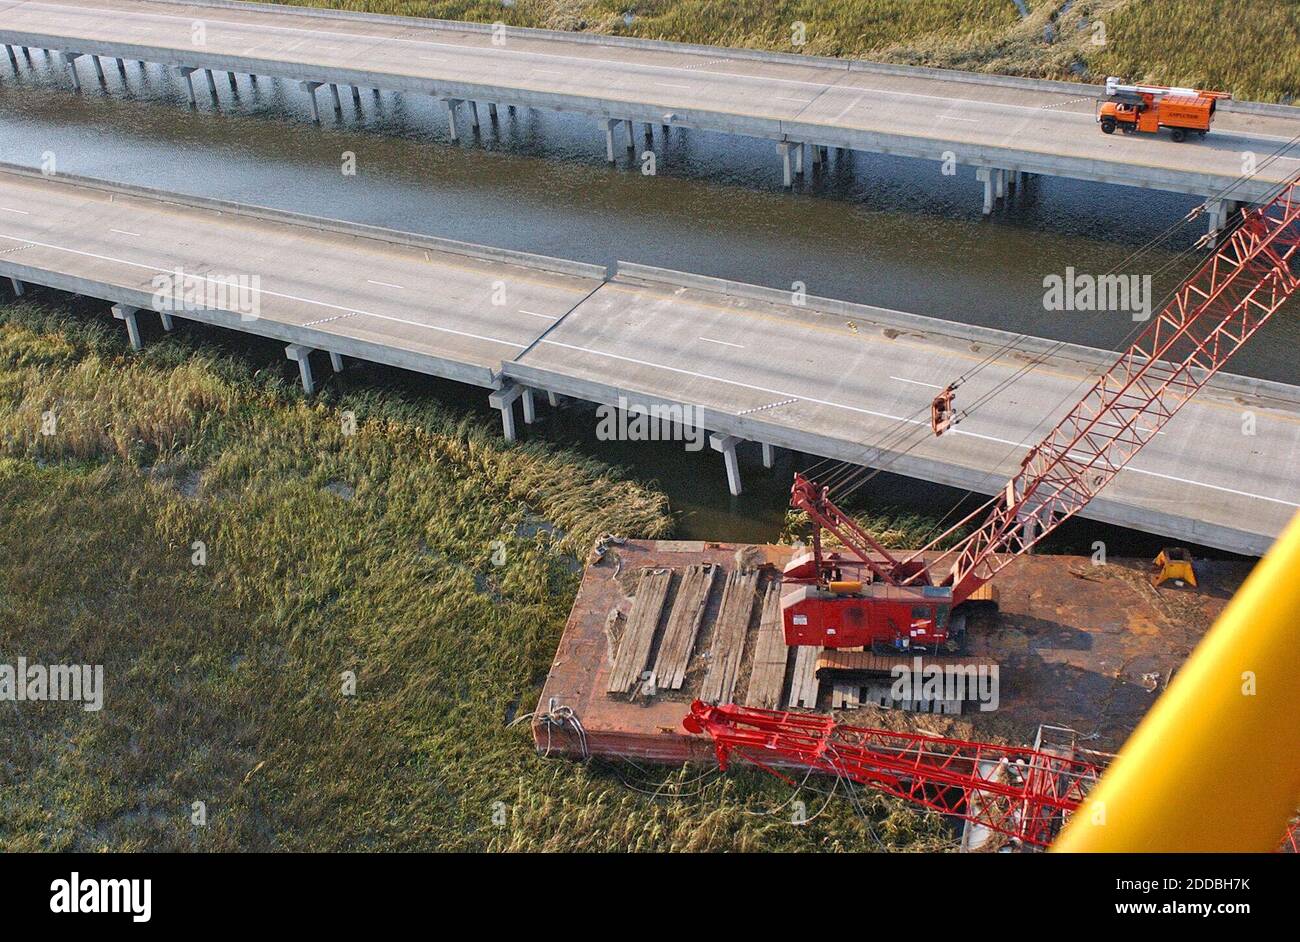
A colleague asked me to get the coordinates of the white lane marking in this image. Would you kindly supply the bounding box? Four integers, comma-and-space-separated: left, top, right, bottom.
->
891, 375, 943, 389
939, 115, 979, 123
366, 278, 404, 289
0, 231, 530, 349
1, 207, 30, 215
1118, 464, 1299, 507
536, 338, 1298, 505
109, 228, 140, 237
517, 308, 558, 320
776, 96, 809, 104
699, 336, 744, 348
654, 82, 691, 90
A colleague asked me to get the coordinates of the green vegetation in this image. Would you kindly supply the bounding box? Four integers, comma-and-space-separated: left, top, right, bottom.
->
0, 298, 953, 851
272, 0, 1300, 102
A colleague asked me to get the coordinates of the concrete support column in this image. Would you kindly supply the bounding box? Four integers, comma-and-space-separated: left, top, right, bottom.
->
115, 57, 127, 80
284, 343, 316, 395
444, 98, 461, 141
811, 143, 822, 167
710, 434, 743, 496
976, 166, 995, 215
488, 102, 498, 122
351, 85, 361, 109
329, 351, 344, 372
227, 71, 238, 93
778, 141, 795, 188
1204, 198, 1226, 247
91, 55, 106, 85
761, 442, 775, 469
302, 81, 323, 124
111, 304, 143, 351
5, 46, 18, 71
547, 390, 560, 408
159, 311, 174, 331
624, 119, 635, 151
469, 101, 481, 130
604, 118, 617, 163
521, 387, 537, 425
204, 68, 219, 105
329, 82, 342, 115
179, 67, 197, 107
1017, 510, 1040, 551
488, 384, 523, 442
22, 47, 33, 65
794, 143, 804, 176
62, 51, 82, 91
9, 277, 25, 296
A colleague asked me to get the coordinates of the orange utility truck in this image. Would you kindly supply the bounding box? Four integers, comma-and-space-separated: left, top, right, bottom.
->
1098, 76, 1231, 141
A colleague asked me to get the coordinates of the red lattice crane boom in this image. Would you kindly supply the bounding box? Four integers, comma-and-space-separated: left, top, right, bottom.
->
783, 173, 1300, 650
684, 701, 1300, 851
684, 700, 1108, 847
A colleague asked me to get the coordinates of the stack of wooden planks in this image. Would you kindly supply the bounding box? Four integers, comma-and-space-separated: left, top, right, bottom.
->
606, 567, 673, 695
699, 569, 760, 704
743, 580, 789, 709
787, 643, 823, 709
651, 563, 718, 690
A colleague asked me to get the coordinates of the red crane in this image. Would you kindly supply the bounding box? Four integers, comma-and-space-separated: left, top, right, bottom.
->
684, 700, 1109, 848
683, 700, 1300, 851
783, 172, 1300, 651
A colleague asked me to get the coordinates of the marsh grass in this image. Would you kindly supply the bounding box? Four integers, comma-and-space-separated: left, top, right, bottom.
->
271, 0, 1300, 102
0, 298, 954, 851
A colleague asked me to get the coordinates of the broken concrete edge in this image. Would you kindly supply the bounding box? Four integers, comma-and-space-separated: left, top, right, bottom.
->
151, 0, 1300, 118
612, 261, 1300, 407
0, 162, 609, 284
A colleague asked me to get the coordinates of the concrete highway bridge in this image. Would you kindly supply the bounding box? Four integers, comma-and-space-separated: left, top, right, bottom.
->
3, 0, 1300, 236
2, 163, 1297, 556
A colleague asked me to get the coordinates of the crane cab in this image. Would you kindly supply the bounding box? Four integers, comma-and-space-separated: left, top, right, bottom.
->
782, 580, 956, 651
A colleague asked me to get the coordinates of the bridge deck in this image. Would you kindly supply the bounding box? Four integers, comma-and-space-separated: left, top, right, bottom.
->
1, 165, 1296, 554
2, 0, 1299, 201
